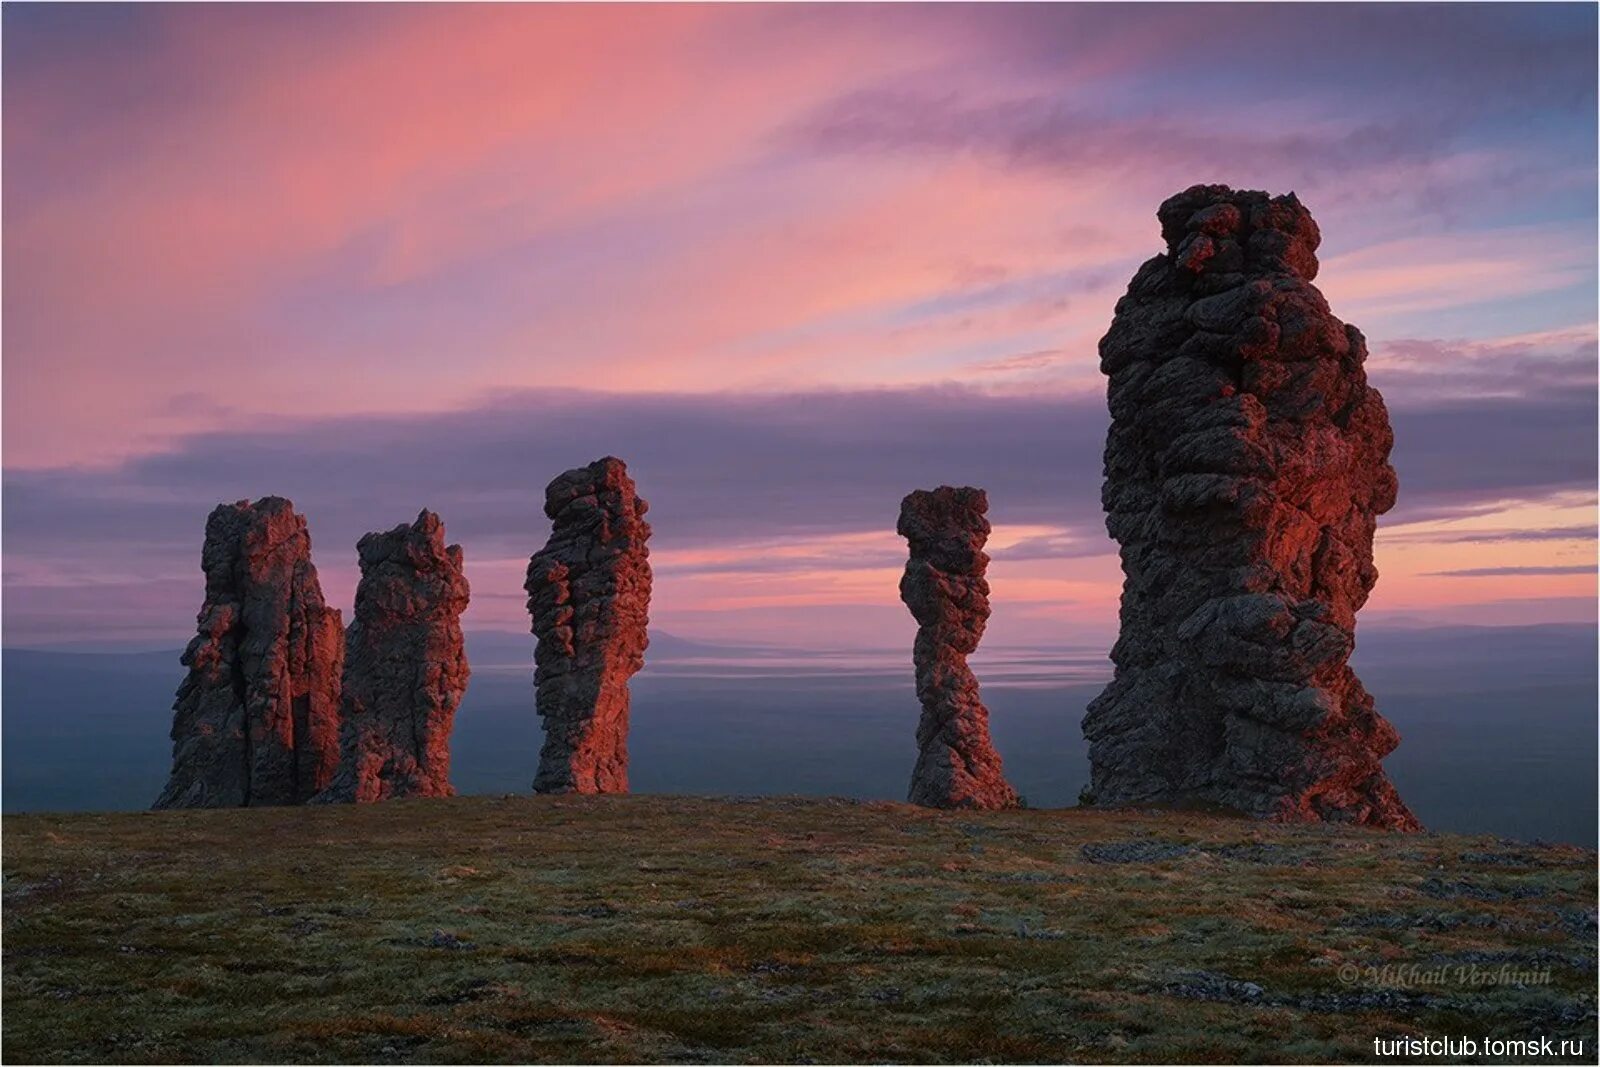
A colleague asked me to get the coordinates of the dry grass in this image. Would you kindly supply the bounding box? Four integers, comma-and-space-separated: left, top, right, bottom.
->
4, 795, 1595, 1063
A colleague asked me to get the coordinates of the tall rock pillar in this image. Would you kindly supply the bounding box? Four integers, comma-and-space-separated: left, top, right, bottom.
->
317, 510, 470, 803
899, 486, 1019, 810
1083, 184, 1417, 829
526, 457, 652, 794
156, 497, 344, 808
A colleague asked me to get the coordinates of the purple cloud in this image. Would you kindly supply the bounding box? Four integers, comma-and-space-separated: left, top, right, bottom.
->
1386, 524, 1595, 546
5, 379, 1593, 645
1426, 565, 1595, 578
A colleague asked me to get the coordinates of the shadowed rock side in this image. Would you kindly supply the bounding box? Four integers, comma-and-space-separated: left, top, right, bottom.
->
526, 457, 652, 794
316, 511, 470, 803
898, 487, 1019, 810
155, 498, 344, 808
1082, 184, 1418, 829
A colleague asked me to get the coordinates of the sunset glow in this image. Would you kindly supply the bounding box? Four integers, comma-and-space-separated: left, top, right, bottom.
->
4, 3, 1594, 650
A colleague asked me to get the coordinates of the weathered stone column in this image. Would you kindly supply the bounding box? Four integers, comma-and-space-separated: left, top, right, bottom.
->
156, 497, 344, 808
899, 486, 1019, 810
317, 510, 470, 803
1083, 184, 1417, 829
526, 457, 652, 794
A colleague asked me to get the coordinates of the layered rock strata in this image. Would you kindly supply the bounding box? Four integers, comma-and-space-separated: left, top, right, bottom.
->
525, 457, 652, 794
898, 486, 1019, 810
1082, 184, 1417, 829
156, 497, 344, 808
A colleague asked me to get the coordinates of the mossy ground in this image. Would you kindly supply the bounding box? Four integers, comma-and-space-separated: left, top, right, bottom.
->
4, 795, 1595, 1063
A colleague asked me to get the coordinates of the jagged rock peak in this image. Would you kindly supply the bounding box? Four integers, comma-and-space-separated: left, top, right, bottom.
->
316, 509, 470, 804
526, 457, 652, 794
1155, 183, 1322, 282
899, 486, 1019, 811
1082, 185, 1418, 830
155, 497, 344, 808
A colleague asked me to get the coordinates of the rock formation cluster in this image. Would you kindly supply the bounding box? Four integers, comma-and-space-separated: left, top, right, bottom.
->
155, 498, 345, 808
150, 194, 1419, 830
1082, 184, 1417, 829
898, 487, 1019, 810
316, 511, 470, 803
525, 457, 653, 794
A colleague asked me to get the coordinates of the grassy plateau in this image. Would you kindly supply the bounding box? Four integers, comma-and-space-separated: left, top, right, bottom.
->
3, 795, 1595, 1063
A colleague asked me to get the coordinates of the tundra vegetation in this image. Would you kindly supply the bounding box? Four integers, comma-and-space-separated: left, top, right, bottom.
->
5, 796, 1594, 1063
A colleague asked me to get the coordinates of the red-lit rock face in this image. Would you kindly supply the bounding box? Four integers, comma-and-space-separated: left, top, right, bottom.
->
1083, 185, 1418, 830
525, 457, 652, 794
317, 510, 470, 803
155, 497, 344, 808
898, 486, 1019, 810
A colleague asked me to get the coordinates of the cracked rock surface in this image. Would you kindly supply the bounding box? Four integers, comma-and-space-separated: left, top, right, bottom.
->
525, 457, 652, 794
156, 497, 344, 808
317, 510, 470, 803
899, 486, 1019, 810
1083, 185, 1418, 829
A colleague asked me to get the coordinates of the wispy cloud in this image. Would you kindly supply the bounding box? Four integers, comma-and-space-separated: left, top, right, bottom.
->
3, 4, 1594, 646
799, 88, 1449, 186
1427, 565, 1596, 578
1367, 326, 1598, 406
1384, 523, 1596, 546
5, 5, 1595, 468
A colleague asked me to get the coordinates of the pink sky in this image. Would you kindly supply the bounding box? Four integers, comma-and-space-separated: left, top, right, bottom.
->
3, 4, 1595, 650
